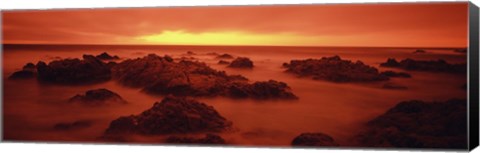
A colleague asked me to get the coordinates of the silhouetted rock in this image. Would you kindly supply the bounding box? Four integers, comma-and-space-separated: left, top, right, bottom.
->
96, 52, 120, 60
355, 99, 467, 149
104, 96, 232, 135
228, 57, 254, 68
23, 62, 36, 70
382, 83, 408, 90
36, 55, 111, 84
8, 63, 38, 80
413, 49, 426, 54
218, 60, 230, 65
69, 88, 127, 106
227, 80, 298, 100
165, 134, 226, 144
53, 120, 92, 130
380, 71, 412, 78
291, 133, 339, 147
283, 56, 389, 82
380, 58, 466, 74
112, 54, 297, 99
216, 54, 234, 59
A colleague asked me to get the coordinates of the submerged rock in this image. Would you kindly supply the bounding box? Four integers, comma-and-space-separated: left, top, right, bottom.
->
380, 58, 466, 74
218, 60, 230, 65
228, 57, 254, 68
380, 71, 412, 78
104, 96, 232, 135
53, 120, 92, 131
69, 88, 127, 106
413, 49, 426, 54
112, 54, 297, 99
96, 52, 120, 60
283, 56, 389, 82
291, 133, 339, 147
355, 99, 467, 149
165, 134, 226, 144
36, 55, 111, 84
382, 83, 408, 90
8, 63, 37, 80
216, 54, 234, 59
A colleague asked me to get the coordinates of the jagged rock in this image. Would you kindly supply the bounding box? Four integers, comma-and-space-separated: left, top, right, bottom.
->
380, 58, 466, 74
380, 71, 412, 78
8, 63, 38, 80
53, 120, 92, 130
228, 57, 254, 68
227, 80, 298, 99
283, 56, 389, 82
218, 60, 230, 65
413, 49, 426, 54
216, 54, 234, 59
165, 134, 226, 144
96, 52, 120, 60
355, 99, 467, 149
382, 83, 408, 90
112, 54, 297, 99
291, 133, 339, 147
36, 55, 111, 84
104, 96, 232, 135
69, 88, 127, 106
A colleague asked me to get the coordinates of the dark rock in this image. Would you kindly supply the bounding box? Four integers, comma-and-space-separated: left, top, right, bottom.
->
53, 120, 92, 130
454, 48, 467, 53
23, 62, 36, 70
104, 96, 232, 135
413, 49, 427, 54
380, 58, 466, 74
380, 71, 412, 78
96, 52, 120, 60
112, 54, 297, 99
165, 134, 226, 144
227, 80, 298, 100
228, 57, 254, 68
283, 56, 389, 82
36, 55, 111, 84
291, 133, 339, 147
382, 83, 408, 90
355, 99, 467, 149
218, 60, 230, 65
8, 63, 38, 79
216, 54, 234, 59
69, 88, 127, 106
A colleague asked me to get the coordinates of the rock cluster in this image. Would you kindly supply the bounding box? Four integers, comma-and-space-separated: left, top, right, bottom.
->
228, 57, 254, 68
283, 56, 389, 82
165, 134, 226, 144
104, 96, 232, 135
355, 99, 467, 149
96, 52, 120, 60
291, 133, 339, 147
112, 54, 297, 99
36, 55, 112, 84
68, 88, 127, 106
8, 63, 37, 79
380, 58, 466, 74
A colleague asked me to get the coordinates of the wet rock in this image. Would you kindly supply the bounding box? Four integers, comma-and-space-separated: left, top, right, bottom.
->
36, 55, 111, 84
380, 71, 412, 78
228, 57, 254, 68
104, 96, 232, 135
8, 63, 37, 79
413, 49, 426, 54
227, 80, 298, 100
218, 60, 230, 65
54, 120, 92, 130
382, 83, 408, 90
291, 133, 339, 147
69, 88, 127, 106
380, 58, 466, 74
165, 134, 226, 144
216, 54, 234, 59
112, 54, 296, 99
355, 99, 467, 149
96, 52, 120, 60
283, 56, 389, 82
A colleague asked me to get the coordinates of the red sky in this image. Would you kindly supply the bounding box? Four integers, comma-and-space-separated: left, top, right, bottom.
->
2, 2, 469, 47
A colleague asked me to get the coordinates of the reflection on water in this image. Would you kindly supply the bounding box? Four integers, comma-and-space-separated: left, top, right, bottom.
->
2, 45, 467, 146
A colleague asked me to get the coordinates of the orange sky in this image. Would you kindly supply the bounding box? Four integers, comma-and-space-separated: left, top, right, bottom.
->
2, 2, 469, 47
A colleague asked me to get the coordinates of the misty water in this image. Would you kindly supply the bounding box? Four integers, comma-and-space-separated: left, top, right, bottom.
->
2, 45, 467, 146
